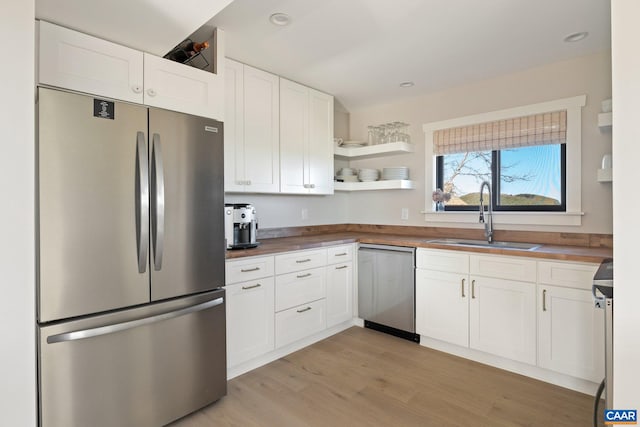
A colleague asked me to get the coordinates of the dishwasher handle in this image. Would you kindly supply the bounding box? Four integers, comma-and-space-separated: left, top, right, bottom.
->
359, 243, 416, 254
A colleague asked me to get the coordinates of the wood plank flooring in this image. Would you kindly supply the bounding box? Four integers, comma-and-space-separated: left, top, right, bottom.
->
171, 327, 599, 427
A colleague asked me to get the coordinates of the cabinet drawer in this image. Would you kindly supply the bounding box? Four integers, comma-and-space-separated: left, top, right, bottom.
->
275, 299, 326, 348
225, 256, 274, 285
416, 249, 469, 273
470, 255, 536, 282
538, 261, 599, 290
327, 244, 353, 264
275, 267, 326, 312
275, 249, 327, 274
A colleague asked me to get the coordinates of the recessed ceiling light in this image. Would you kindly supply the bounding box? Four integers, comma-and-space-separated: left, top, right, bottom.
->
269, 13, 291, 26
399, 81, 414, 88
564, 32, 588, 42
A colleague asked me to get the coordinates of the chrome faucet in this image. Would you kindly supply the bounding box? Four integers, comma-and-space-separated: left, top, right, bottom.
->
479, 181, 494, 244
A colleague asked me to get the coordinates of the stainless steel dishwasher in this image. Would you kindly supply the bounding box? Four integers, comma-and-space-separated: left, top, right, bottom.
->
358, 244, 418, 342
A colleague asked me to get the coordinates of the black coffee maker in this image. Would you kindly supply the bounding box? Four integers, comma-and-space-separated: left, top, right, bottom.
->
224, 203, 259, 249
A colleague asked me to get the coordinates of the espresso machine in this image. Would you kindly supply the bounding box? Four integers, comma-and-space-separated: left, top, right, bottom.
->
224, 203, 259, 249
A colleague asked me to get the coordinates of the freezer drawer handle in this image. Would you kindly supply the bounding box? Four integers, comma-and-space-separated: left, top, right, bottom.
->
296, 273, 312, 278
151, 134, 165, 271
46, 297, 224, 344
296, 258, 312, 263
135, 131, 149, 274
240, 267, 260, 273
296, 306, 312, 313
242, 284, 261, 290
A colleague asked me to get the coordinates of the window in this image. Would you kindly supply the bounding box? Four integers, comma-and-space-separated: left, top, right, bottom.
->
422, 95, 585, 226
436, 144, 566, 211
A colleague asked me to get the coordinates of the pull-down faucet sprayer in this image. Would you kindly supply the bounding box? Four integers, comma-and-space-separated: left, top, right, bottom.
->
479, 181, 494, 244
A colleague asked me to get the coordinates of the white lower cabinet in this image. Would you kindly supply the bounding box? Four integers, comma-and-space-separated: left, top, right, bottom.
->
325, 261, 353, 328
469, 276, 536, 365
275, 299, 326, 348
416, 250, 535, 367
415, 268, 469, 347
417, 248, 604, 389
225, 244, 355, 376
537, 261, 604, 382
225, 277, 275, 368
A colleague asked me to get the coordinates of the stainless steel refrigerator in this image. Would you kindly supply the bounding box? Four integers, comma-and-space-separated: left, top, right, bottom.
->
36, 87, 227, 427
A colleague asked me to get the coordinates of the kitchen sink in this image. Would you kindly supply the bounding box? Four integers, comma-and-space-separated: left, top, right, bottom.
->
425, 238, 541, 251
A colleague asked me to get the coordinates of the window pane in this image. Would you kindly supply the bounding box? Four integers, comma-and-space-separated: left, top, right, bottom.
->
498, 145, 562, 206
441, 151, 491, 206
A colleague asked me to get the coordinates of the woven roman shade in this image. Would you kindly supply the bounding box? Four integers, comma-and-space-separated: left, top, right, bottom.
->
433, 110, 567, 155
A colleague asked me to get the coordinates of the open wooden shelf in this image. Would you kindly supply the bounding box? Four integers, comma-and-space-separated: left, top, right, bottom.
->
334, 142, 414, 160
334, 179, 415, 191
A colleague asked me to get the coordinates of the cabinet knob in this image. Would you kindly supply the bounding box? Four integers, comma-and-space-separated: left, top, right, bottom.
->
146, 88, 157, 97
246, 180, 251, 185
131, 85, 142, 94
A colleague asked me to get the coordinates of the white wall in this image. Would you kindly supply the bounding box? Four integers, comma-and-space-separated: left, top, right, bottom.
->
347, 51, 613, 233
0, 1, 36, 425
611, 0, 640, 410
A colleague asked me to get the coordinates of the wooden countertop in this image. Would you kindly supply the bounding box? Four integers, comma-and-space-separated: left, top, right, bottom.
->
225, 232, 612, 263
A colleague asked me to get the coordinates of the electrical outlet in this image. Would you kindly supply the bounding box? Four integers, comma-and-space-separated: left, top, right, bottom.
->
401, 208, 409, 220
301, 208, 309, 220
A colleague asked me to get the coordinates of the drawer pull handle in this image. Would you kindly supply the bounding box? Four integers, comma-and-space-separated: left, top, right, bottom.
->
542, 289, 547, 311
240, 267, 260, 273
297, 307, 312, 313
296, 259, 312, 263
336, 265, 348, 270
242, 284, 261, 290
335, 252, 348, 256
461, 278, 466, 298
297, 273, 312, 278
471, 280, 476, 299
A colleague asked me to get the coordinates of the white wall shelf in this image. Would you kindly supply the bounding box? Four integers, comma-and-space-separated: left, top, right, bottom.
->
598, 112, 612, 129
334, 141, 414, 160
597, 168, 612, 182
334, 179, 415, 191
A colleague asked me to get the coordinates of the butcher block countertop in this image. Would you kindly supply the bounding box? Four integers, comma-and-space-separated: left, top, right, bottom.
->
225, 231, 612, 264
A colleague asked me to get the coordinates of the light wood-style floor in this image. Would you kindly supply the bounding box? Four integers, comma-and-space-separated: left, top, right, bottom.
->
171, 327, 599, 427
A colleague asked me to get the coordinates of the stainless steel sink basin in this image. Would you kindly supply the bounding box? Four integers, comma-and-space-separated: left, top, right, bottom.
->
426, 238, 541, 251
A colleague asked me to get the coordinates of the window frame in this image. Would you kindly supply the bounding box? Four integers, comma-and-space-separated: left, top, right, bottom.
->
422, 95, 585, 227
435, 144, 567, 212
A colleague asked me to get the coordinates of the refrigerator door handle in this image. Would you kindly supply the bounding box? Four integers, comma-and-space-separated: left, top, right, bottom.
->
136, 131, 149, 274
151, 133, 165, 271
46, 296, 224, 344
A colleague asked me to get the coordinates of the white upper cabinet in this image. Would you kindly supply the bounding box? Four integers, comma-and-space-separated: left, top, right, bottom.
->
38, 21, 224, 119
38, 20, 144, 104
280, 78, 334, 195
143, 53, 223, 120
224, 59, 280, 193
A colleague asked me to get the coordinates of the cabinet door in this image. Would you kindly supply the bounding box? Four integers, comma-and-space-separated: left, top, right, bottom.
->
538, 285, 605, 382
326, 262, 353, 328
38, 21, 144, 104
223, 58, 245, 192
307, 88, 334, 195
279, 78, 308, 194
416, 269, 469, 347
469, 276, 536, 365
243, 65, 280, 193
225, 278, 275, 368
143, 53, 223, 120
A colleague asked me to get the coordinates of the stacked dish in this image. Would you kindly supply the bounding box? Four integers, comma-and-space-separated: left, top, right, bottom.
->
358, 168, 380, 182
382, 167, 409, 180
336, 168, 359, 182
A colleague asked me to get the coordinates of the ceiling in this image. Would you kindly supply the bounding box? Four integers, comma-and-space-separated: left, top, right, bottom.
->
198, 0, 611, 110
